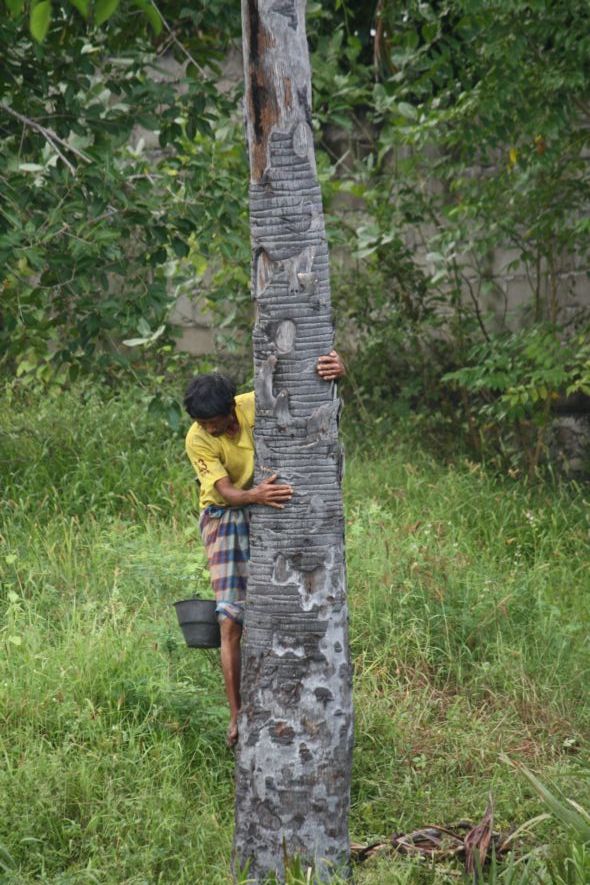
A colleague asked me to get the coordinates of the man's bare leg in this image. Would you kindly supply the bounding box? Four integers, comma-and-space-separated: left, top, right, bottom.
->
219, 618, 242, 747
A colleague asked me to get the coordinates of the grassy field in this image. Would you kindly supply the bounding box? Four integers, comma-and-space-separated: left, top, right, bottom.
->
1, 385, 589, 883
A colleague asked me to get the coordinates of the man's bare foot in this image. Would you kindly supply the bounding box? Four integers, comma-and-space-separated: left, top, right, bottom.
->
226, 719, 239, 748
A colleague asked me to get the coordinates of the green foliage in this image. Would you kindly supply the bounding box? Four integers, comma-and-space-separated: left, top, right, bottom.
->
2, 0, 590, 470
309, 0, 590, 467
1, 384, 589, 882
30, 0, 52, 41
443, 328, 590, 472
547, 841, 590, 885
446, 329, 590, 415
504, 758, 590, 844
7, 0, 177, 34
0, 0, 243, 384
497, 761, 590, 884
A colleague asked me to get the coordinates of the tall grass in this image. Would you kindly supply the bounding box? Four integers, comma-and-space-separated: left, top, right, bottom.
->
1, 385, 589, 883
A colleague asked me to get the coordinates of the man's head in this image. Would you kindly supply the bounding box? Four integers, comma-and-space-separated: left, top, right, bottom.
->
184, 373, 237, 437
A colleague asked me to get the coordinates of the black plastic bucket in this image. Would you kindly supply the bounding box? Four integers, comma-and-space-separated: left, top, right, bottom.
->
174, 598, 221, 649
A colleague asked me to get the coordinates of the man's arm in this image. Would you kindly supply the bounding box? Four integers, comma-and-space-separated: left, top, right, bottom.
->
316, 350, 346, 381
215, 474, 293, 509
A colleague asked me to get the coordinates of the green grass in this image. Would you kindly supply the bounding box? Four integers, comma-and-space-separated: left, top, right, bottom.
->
1, 385, 589, 883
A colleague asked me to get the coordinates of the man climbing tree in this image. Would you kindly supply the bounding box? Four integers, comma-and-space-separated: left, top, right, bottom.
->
183, 351, 345, 748
231, 0, 354, 880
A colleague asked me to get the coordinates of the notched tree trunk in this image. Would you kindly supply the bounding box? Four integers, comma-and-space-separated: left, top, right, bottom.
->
234, 1, 353, 881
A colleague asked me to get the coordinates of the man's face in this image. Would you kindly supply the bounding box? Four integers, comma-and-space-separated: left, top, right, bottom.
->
196, 413, 233, 437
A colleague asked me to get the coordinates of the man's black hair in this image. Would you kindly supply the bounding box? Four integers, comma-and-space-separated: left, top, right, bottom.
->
184, 373, 237, 420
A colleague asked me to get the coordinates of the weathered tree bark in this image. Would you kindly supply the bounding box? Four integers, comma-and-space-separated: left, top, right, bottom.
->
234, 1, 353, 881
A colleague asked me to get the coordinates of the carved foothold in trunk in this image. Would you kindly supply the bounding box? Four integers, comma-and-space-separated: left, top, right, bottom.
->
297, 271, 320, 309
286, 246, 316, 293
255, 351, 294, 427
254, 248, 277, 298
274, 388, 293, 428
307, 401, 341, 440
292, 120, 312, 158
256, 353, 278, 410
270, 0, 298, 30
275, 319, 297, 353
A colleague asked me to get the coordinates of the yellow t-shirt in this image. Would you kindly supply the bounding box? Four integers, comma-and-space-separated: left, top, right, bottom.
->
185, 392, 255, 509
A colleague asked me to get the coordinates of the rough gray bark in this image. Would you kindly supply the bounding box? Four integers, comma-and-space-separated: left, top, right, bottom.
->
233, 1, 353, 881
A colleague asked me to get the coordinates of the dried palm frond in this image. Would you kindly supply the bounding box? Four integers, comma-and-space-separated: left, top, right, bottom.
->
351, 796, 545, 879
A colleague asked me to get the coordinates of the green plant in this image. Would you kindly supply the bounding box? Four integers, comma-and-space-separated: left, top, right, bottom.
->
320, 1, 590, 467
0, 0, 243, 385
444, 328, 590, 475
503, 757, 590, 844
2, 383, 589, 883
497, 758, 590, 884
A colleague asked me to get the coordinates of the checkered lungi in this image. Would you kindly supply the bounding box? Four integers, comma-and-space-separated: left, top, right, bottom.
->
198, 505, 250, 625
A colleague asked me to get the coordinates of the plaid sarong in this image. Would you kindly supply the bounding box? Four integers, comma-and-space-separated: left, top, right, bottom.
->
198, 505, 250, 625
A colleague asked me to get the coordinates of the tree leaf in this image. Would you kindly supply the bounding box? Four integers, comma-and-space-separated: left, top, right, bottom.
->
172, 237, 189, 257
30, 1, 52, 42
132, 0, 163, 35
143, 5, 162, 34
397, 101, 418, 121
122, 324, 165, 347
5, 0, 25, 16
121, 336, 151, 347
94, 0, 120, 26
68, 0, 90, 18
166, 401, 181, 432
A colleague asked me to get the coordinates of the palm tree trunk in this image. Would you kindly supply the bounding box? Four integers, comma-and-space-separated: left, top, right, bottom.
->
234, 1, 353, 881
